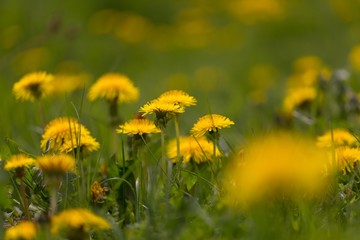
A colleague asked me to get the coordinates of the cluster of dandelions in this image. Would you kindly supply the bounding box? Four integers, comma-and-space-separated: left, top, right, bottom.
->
3, 114, 104, 239
7, 71, 236, 239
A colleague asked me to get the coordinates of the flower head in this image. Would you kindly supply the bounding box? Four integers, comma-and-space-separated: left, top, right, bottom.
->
116, 118, 161, 136
5, 221, 37, 240
140, 99, 185, 128
4, 154, 35, 171
40, 117, 100, 155
13, 71, 54, 101
282, 87, 317, 115
51, 208, 111, 235
157, 90, 197, 107
223, 132, 332, 209
91, 181, 107, 203
51, 73, 89, 95
37, 154, 76, 175
335, 147, 360, 173
88, 73, 139, 103
140, 98, 185, 116
191, 114, 234, 137
349, 44, 360, 72
317, 129, 358, 148
167, 136, 220, 163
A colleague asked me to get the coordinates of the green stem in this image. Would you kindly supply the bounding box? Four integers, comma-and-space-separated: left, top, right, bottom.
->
49, 185, 57, 217
173, 116, 181, 181
20, 176, 30, 220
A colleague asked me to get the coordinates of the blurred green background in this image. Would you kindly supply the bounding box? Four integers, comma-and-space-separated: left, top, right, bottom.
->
1, 0, 360, 153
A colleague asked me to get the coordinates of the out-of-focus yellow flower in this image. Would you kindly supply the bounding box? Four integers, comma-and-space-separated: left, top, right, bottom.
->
1, 25, 22, 49
12, 47, 50, 74
51, 73, 89, 95
223, 132, 332, 208
335, 147, 360, 173
349, 44, 360, 72
140, 99, 185, 116
248, 64, 278, 104
329, 0, 360, 23
40, 117, 100, 155
167, 136, 220, 163
37, 154, 75, 175
5, 221, 37, 240
114, 12, 153, 43
317, 129, 358, 148
116, 118, 161, 136
4, 154, 35, 171
282, 87, 317, 115
51, 208, 111, 235
158, 90, 197, 108
12, 71, 54, 101
190, 114, 234, 137
292, 55, 324, 74
88, 73, 139, 103
227, 0, 284, 24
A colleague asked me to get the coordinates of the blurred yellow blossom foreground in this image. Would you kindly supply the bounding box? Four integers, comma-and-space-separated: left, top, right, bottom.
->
223, 132, 334, 209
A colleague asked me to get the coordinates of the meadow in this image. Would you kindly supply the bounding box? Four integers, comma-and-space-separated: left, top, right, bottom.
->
1, 0, 360, 239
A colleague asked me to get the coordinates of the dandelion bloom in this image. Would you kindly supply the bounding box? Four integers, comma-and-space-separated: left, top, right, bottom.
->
91, 181, 107, 203
349, 44, 360, 72
317, 129, 358, 148
51, 73, 89, 95
282, 87, 317, 115
223, 132, 332, 209
88, 73, 139, 103
37, 154, 76, 175
167, 136, 220, 163
335, 147, 360, 173
12, 71, 54, 101
140, 98, 185, 116
5, 221, 37, 240
116, 118, 161, 136
4, 154, 35, 171
157, 90, 197, 107
51, 208, 111, 235
191, 114, 234, 137
40, 117, 100, 155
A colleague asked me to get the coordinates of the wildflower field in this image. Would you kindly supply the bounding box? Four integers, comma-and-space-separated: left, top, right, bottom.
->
2, 0, 360, 239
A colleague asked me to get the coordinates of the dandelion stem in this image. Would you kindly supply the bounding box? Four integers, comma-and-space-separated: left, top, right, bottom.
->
49, 184, 57, 217
20, 175, 30, 220
174, 116, 181, 180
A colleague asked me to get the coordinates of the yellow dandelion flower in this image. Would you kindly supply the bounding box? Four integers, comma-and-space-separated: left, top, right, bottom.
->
51, 73, 89, 95
116, 118, 161, 135
349, 44, 360, 72
4, 154, 35, 171
223, 132, 332, 209
157, 90, 197, 107
317, 129, 358, 148
40, 117, 100, 155
282, 87, 317, 115
60, 133, 100, 156
190, 114, 234, 137
167, 136, 220, 163
51, 208, 111, 235
5, 221, 37, 240
88, 73, 139, 103
139, 98, 185, 116
12, 71, 54, 101
37, 154, 75, 175
91, 181, 107, 203
335, 147, 360, 173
